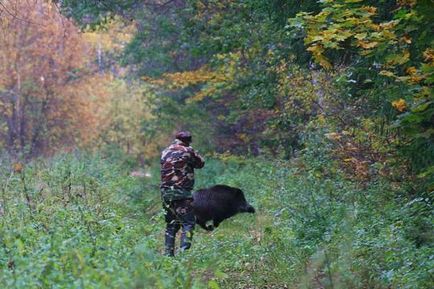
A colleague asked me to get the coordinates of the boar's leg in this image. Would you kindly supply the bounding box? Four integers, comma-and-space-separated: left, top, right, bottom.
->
196, 218, 215, 231
213, 219, 222, 228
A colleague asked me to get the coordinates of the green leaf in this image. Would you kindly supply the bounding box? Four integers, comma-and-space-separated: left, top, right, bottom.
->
412, 101, 433, 113
208, 280, 220, 289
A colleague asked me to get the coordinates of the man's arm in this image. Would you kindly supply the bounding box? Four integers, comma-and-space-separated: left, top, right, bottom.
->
190, 149, 205, 169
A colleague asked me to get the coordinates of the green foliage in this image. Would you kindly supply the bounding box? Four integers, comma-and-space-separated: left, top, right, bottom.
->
293, 0, 434, 189
58, 0, 138, 29
199, 130, 433, 289
58, 0, 433, 188
0, 152, 215, 288
1, 138, 432, 288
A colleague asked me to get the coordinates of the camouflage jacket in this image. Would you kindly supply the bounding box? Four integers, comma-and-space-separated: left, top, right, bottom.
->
160, 139, 205, 201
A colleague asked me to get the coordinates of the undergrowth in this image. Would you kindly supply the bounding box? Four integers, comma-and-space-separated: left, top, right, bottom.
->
0, 144, 432, 288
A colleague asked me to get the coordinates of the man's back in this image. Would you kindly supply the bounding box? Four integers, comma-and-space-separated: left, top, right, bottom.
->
160, 139, 204, 193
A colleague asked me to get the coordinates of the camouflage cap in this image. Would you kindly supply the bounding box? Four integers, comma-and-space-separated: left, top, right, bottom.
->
175, 131, 192, 143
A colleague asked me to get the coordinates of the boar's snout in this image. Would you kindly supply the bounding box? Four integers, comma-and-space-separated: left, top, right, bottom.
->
242, 204, 255, 214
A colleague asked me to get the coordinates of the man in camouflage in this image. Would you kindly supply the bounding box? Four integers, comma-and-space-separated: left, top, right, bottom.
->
160, 131, 205, 256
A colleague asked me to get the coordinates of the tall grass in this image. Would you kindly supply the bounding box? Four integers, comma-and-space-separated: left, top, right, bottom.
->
0, 148, 432, 288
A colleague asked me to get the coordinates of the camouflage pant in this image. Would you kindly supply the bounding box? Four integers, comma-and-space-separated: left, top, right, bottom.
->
163, 198, 195, 256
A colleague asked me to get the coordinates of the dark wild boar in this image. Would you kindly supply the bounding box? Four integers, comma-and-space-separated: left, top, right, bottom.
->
192, 185, 255, 231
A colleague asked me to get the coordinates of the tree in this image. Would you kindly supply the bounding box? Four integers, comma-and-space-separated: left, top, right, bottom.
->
0, 0, 108, 156
293, 0, 434, 189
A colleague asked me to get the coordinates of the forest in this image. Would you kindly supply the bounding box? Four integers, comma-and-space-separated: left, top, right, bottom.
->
0, 0, 433, 288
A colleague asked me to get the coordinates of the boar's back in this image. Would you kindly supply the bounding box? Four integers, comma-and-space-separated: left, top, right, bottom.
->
192, 184, 249, 221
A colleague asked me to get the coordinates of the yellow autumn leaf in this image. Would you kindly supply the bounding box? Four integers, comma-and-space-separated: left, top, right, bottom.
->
187, 86, 217, 103
307, 44, 333, 69
318, 57, 333, 69
357, 40, 378, 49
379, 20, 399, 30
354, 33, 367, 40
410, 75, 424, 84
398, 0, 417, 7
402, 35, 412, 44
362, 6, 377, 14
386, 50, 410, 66
379, 70, 395, 77
406, 67, 417, 75
392, 99, 407, 112
306, 44, 323, 54
423, 48, 434, 63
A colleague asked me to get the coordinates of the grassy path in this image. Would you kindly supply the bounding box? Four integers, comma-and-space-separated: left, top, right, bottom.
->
0, 155, 292, 288
1, 154, 432, 288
